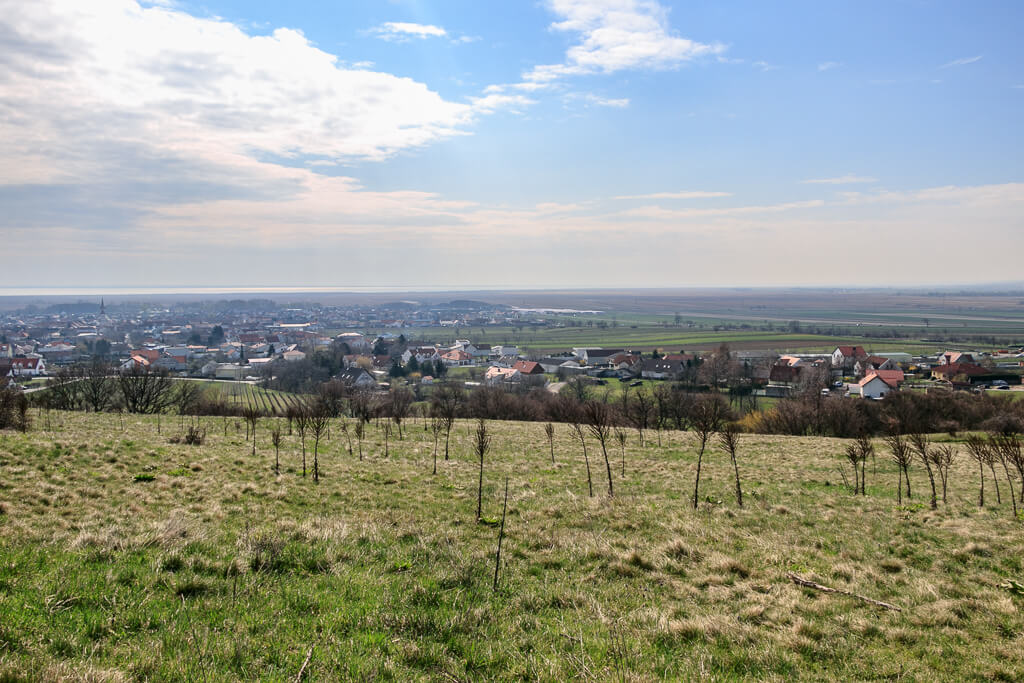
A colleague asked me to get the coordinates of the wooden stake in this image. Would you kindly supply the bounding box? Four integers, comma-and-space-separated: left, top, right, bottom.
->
787, 572, 902, 611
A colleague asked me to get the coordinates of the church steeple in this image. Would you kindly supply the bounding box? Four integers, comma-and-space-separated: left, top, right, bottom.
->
100, 298, 106, 315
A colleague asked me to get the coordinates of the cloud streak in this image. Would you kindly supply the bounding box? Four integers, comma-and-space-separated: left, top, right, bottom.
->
801, 175, 877, 185
940, 55, 982, 68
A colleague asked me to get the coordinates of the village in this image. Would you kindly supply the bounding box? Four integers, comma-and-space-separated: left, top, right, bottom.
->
2, 298, 1022, 399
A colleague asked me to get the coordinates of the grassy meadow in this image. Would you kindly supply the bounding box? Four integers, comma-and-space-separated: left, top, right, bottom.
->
1, 412, 1023, 681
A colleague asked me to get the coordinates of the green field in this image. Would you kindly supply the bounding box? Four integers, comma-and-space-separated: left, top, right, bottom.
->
1, 413, 1022, 680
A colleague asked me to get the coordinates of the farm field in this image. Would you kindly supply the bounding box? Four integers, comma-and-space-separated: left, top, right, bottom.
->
194, 381, 299, 416
1, 413, 1023, 680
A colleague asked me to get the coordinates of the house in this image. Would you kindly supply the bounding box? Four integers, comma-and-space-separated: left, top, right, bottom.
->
491, 345, 520, 358
120, 355, 151, 371
8, 357, 45, 377
939, 351, 974, 366
484, 366, 521, 384
640, 358, 684, 380
661, 353, 695, 364
579, 349, 624, 366
338, 367, 376, 389
538, 356, 574, 373
441, 349, 472, 366
609, 353, 642, 371
282, 349, 306, 362
831, 346, 867, 370
152, 354, 187, 372
401, 346, 440, 365
931, 363, 988, 384
214, 364, 248, 380
856, 373, 900, 399
512, 360, 545, 376
855, 356, 897, 377
769, 364, 802, 385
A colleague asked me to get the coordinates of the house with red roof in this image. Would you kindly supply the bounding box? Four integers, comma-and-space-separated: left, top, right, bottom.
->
856, 372, 900, 399
512, 360, 545, 376
831, 346, 867, 370
8, 357, 45, 377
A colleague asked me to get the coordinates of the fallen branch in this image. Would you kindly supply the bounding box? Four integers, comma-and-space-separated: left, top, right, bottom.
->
787, 571, 902, 612
294, 644, 314, 683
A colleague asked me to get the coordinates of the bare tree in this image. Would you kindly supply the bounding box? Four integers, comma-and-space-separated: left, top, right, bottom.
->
242, 406, 260, 457
431, 383, 463, 461
79, 360, 115, 413
909, 433, 938, 510
294, 407, 310, 477
308, 401, 330, 483
430, 417, 442, 474
544, 423, 555, 464
382, 420, 392, 458
570, 421, 593, 498
844, 435, 873, 495
271, 425, 282, 474
718, 422, 743, 507
614, 427, 627, 477
691, 394, 729, 509
993, 434, 1022, 513
44, 366, 80, 411
933, 444, 956, 504
584, 400, 614, 497
118, 365, 175, 414
627, 388, 655, 447
884, 433, 912, 505
965, 434, 990, 507
388, 387, 414, 439
474, 418, 491, 521
354, 419, 365, 462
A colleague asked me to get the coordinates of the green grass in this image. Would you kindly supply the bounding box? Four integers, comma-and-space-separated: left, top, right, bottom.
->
1, 412, 1023, 680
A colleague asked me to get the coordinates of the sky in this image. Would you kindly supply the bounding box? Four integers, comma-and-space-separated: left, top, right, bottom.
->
1, 0, 1022, 290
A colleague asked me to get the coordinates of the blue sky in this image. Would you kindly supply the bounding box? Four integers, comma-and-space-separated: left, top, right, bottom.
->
1, 0, 1022, 289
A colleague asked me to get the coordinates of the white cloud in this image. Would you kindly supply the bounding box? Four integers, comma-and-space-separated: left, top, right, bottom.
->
752, 61, 779, 72
801, 175, 878, 185
371, 21, 448, 41
817, 61, 841, 72
523, 0, 724, 83
0, 0, 481, 170
614, 191, 731, 200
585, 94, 630, 108
470, 93, 537, 114
941, 55, 982, 68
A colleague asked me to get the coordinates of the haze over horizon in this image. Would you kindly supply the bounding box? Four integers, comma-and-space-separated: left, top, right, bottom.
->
2, 0, 1022, 290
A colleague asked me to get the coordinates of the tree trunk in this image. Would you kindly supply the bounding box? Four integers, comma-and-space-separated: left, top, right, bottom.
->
692, 437, 708, 510
978, 461, 985, 507
601, 442, 614, 498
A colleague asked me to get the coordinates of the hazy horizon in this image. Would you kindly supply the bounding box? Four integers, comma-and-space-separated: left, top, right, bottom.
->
2, 1, 1021, 289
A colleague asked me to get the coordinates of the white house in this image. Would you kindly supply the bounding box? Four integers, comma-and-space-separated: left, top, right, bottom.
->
831, 346, 867, 370
8, 357, 45, 376
282, 349, 306, 362
491, 345, 520, 358
402, 346, 440, 364
856, 373, 898, 399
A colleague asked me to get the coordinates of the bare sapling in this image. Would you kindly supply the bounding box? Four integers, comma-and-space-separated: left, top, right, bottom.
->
339, 421, 352, 457
295, 408, 310, 477
691, 394, 728, 509
718, 422, 743, 507
474, 418, 490, 521
382, 420, 392, 458
884, 433, 912, 504
933, 444, 956, 504
242, 406, 260, 457
996, 433, 1024, 504
614, 427, 627, 477
909, 433, 938, 510
856, 435, 874, 495
570, 421, 593, 497
271, 425, 282, 474
843, 442, 861, 495
493, 477, 509, 592
965, 434, 989, 507
308, 403, 330, 483
354, 419, 364, 461
544, 423, 555, 464
430, 418, 442, 474
584, 400, 614, 497
993, 434, 1021, 516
